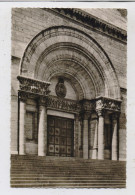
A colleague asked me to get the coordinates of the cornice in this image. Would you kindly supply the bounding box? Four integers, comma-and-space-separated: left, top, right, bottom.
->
43, 8, 127, 43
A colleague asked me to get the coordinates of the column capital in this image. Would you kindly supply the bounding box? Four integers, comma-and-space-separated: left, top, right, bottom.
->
96, 109, 105, 117
17, 75, 51, 96
96, 96, 121, 112
18, 91, 27, 102
38, 96, 47, 106
81, 111, 91, 120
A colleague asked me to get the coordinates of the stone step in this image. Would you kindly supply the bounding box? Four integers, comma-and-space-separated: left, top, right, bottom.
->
10, 183, 126, 188
11, 174, 125, 179
11, 180, 125, 185
11, 169, 125, 174
11, 176, 125, 180
10, 171, 125, 176
10, 155, 126, 188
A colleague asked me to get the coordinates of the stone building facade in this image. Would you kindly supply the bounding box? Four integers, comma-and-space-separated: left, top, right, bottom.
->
11, 8, 127, 161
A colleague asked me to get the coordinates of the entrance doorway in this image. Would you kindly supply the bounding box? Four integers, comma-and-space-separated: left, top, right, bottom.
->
47, 115, 74, 157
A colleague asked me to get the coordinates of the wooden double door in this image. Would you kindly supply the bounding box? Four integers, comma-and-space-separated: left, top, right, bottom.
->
47, 115, 74, 157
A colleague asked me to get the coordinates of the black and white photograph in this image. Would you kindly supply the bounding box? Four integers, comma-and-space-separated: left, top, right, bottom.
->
10, 7, 127, 188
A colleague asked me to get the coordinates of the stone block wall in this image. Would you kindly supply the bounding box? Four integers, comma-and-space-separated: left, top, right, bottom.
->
11, 56, 20, 153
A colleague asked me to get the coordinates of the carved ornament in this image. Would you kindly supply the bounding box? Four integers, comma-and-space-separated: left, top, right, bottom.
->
47, 8, 127, 42
55, 78, 66, 98
80, 99, 96, 112
18, 91, 28, 102
17, 75, 50, 96
96, 97, 121, 112
46, 95, 81, 113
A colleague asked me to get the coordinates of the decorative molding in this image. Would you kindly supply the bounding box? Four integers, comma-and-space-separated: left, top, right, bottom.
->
96, 97, 121, 113
81, 111, 91, 120
17, 75, 50, 96
47, 8, 127, 43
38, 96, 47, 106
46, 96, 121, 114
96, 109, 105, 117
18, 91, 28, 102
46, 95, 80, 113
80, 99, 96, 112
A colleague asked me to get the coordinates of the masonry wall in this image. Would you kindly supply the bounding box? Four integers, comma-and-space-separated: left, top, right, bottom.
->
11, 8, 127, 160
11, 57, 20, 154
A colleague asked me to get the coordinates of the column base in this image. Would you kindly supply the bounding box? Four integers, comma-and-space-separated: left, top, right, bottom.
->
92, 149, 98, 159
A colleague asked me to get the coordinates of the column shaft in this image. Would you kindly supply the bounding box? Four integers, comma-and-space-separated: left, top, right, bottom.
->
74, 114, 79, 157
98, 113, 104, 160
112, 116, 118, 160
78, 120, 82, 157
83, 119, 89, 159
38, 105, 47, 156
19, 101, 26, 155
92, 119, 98, 159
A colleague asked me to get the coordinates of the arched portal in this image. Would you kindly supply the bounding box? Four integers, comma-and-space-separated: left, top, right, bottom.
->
18, 26, 121, 160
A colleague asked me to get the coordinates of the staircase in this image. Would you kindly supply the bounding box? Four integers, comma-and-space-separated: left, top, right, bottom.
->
11, 155, 126, 188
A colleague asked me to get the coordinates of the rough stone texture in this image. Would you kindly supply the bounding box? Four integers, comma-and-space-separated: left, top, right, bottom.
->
11, 8, 127, 160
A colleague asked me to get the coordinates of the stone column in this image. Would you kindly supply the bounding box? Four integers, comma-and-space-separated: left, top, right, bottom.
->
78, 116, 83, 157
19, 95, 27, 155
38, 98, 47, 156
92, 117, 98, 159
74, 114, 79, 157
112, 113, 118, 160
97, 110, 105, 160
83, 113, 90, 159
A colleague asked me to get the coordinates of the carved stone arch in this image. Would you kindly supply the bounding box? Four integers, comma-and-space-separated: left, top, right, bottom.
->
20, 25, 121, 100
34, 43, 105, 98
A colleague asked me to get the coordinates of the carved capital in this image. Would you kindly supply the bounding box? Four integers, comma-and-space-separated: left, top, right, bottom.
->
18, 91, 27, 102
96, 109, 105, 117
96, 97, 121, 112
80, 99, 95, 112
17, 75, 50, 96
96, 99, 104, 110
38, 96, 47, 106
81, 111, 91, 120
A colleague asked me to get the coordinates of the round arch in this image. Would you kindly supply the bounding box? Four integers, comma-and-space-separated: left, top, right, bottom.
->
20, 25, 121, 100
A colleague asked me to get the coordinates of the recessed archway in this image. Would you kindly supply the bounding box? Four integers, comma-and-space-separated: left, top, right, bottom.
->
20, 25, 121, 100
